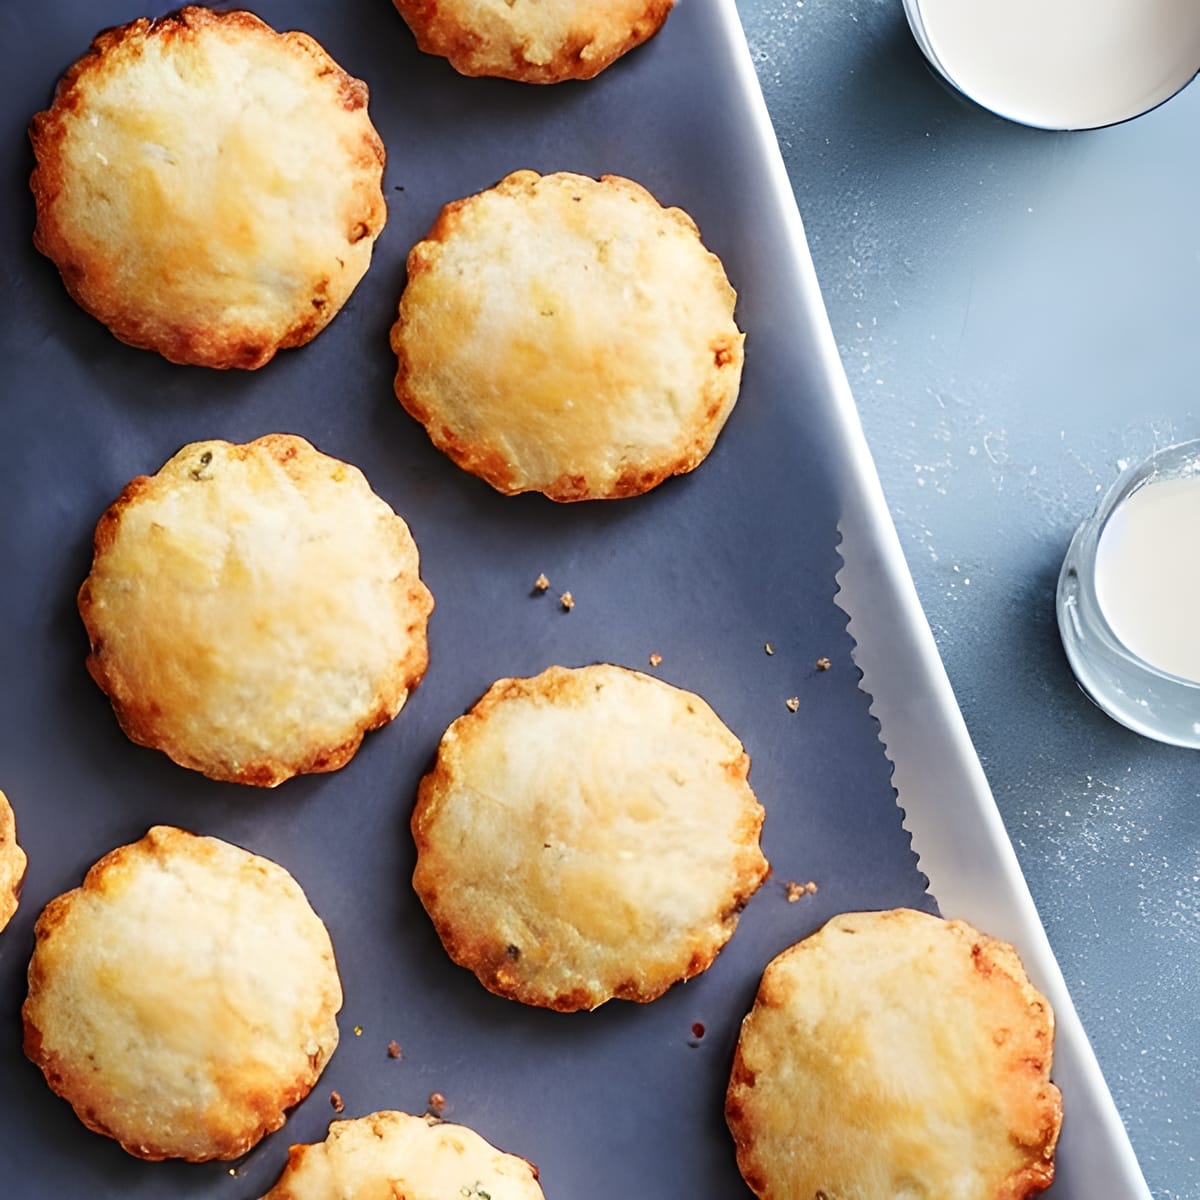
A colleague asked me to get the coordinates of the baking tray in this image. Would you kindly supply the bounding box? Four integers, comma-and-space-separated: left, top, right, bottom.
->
0, 0, 1149, 1196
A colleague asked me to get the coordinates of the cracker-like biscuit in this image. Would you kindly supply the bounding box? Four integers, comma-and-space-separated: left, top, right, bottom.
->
391, 170, 743, 501
29, 7, 386, 369
261, 1110, 546, 1199
391, 0, 674, 83
0, 790, 28, 932
726, 908, 1063, 1199
412, 663, 769, 1010
23, 825, 342, 1161
78, 434, 433, 787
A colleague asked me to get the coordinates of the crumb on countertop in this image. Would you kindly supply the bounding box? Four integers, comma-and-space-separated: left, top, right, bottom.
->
387, 1040, 403, 1059
764, 642, 775, 656
330, 1090, 345, 1113
560, 591, 574, 612
427, 1091, 447, 1118
533, 572, 550, 593
815, 656, 831, 671
648, 652, 662, 668
785, 696, 800, 713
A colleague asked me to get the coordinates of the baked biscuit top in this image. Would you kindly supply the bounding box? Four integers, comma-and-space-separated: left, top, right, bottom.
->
261, 1110, 546, 1199
392, 171, 743, 501
78, 435, 433, 786
0, 790, 27, 933
29, 7, 386, 368
22, 825, 342, 1161
726, 908, 1063, 1199
392, 0, 675, 83
412, 663, 769, 1010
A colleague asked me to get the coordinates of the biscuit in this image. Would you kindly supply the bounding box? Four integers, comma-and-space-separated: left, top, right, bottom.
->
726, 908, 1063, 1199
391, 0, 674, 83
412, 663, 769, 1010
23, 825, 342, 1161
391, 170, 743, 501
0, 790, 27, 932
29, 7, 386, 369
261, 1110, 546, 1199
78, 434, 433, 787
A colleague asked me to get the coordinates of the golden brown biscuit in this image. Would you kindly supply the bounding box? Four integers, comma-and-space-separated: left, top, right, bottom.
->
726, 908, 1063, 1199
412, 663, 769, 1010
23, 825, 342, 1161
261, 1110, 546, 1199
391, 0, 674, 83
0, 790, 28, 932
29, 7, 386, 368
391, 170, 743, 501
78, 434, 433, 787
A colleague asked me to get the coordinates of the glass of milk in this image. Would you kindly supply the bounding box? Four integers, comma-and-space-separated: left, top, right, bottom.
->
1058, 441, 1200, 746
902, 0, 1200, 130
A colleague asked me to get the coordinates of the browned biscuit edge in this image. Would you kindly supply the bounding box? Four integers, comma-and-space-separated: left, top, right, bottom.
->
392, 0, 675, 83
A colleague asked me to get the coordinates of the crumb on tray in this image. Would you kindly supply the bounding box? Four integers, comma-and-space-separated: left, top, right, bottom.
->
785, 880, 819, 902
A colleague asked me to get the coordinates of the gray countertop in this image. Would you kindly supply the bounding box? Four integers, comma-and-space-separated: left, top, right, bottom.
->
736, 0, 1199, 1195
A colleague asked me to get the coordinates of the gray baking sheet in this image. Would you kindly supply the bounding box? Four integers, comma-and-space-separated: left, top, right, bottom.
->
0, 2, 935, 1195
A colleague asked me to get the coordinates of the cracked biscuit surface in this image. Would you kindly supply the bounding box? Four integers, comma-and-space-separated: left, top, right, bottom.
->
23, 825, 342, 1161
412, 663, 769, 1010
391, 0, 675, 83
30, 6, 386, 368
391, 170, 743, 501
726, 908, 1063, 1200
78, 434, 433, 787
261, 1110, 546, 1199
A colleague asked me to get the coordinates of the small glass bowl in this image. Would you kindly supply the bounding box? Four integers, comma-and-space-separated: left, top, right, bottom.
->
1057, 439, 1200, 748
